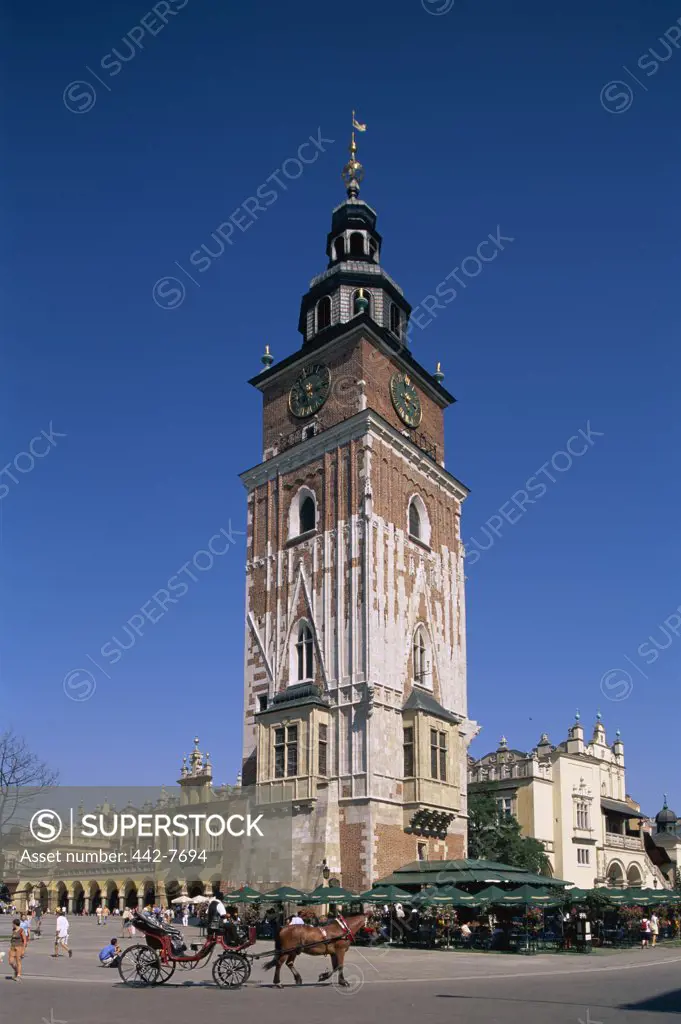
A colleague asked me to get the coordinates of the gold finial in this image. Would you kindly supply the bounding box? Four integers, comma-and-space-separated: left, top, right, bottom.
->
342, 110, 367, 199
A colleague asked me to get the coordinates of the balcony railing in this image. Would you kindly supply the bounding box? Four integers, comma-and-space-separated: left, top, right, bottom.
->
605, 832, 643, 851
410, 430, 438, 462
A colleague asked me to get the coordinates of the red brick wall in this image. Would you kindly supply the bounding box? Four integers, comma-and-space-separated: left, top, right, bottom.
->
259, 334, 446, 458
374, 825, 466, 881
339, 816, 368, 892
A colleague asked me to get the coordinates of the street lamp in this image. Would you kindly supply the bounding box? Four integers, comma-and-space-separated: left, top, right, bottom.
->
322, 859, 330, 882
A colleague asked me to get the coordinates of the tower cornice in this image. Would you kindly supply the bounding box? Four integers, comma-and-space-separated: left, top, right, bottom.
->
239, 406, 469, 501
248, 315, 455, 408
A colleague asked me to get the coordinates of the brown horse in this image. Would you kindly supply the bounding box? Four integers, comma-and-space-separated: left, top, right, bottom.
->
262, 914, 367, 987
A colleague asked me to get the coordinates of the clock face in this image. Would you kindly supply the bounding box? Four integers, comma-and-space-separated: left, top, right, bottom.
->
288, 363, 331, 418
390, 372, 422, 428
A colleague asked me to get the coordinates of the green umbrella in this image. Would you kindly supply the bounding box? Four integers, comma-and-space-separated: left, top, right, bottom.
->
564, 887, 593, 902
261, 886, 307, 903
476, 885, 512, 906
439, 886, 480, 907
305, 884, 356, 902
224, 885, 263, 903
356, 885, 411, 904
412, 886, 456, 906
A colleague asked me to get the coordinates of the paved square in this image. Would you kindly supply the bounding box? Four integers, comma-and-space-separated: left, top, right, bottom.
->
2, 918, 681, 1024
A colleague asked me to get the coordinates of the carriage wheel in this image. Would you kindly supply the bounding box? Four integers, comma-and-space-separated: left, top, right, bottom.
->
155, 959, 176, 984
118, 945, 161, 986
212, 951, 251, 988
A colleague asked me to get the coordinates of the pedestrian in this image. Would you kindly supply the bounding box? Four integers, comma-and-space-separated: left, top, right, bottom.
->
34, 904, 42, 938
650, 913, 659, 948
53, 910, 72, 958
640, 916, 651, 948
8, 919, 27, 981
182, 907, 189, 927
96, 905, 103, 927
98, 937, 122, 968
19, 913, 31, 945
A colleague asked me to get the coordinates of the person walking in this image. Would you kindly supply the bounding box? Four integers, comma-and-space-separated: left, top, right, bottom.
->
640, 916, 652, 948
95, 905, 103, 927
650, 913, 659, 948
8, 919, 27, 981
53, 911, 72, 958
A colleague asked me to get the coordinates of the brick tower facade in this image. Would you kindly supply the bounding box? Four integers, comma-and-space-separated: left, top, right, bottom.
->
240, 128, 478, 891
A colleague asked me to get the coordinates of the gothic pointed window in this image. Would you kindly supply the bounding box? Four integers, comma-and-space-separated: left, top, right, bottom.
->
407, 495, 431, 547
288, 487, 317, 539
349, 232, 364, 257
409, 500, 421, 540
413, 628, 427, 685
412, 625, 432, 688
300, 495, 315, 533
296, 622, 314, 682
316, 295, 331, 332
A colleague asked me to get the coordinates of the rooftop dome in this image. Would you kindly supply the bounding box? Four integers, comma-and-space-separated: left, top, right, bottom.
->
655, 795, 677, 824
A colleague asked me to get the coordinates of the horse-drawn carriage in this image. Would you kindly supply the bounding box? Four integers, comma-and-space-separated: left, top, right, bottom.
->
119, 909, 368, 990
118, 911, 254, 988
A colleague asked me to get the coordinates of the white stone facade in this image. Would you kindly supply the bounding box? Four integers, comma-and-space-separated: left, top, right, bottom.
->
468, 715, 670, 890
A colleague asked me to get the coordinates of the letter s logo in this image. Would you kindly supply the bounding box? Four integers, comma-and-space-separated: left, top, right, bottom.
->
30, 809, 63, 843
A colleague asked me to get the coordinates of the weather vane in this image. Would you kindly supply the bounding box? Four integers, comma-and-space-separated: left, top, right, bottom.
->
342, 111, 367, 198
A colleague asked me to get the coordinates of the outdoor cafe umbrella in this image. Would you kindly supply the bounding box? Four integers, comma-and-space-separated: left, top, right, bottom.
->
412, 886, 456, 907
224, 885, 263, 903
261, 886, 307, 903
303, 884, 356, 904
357, 885, 411, 904
171, 895, 192, 904
475, 885, 511, 906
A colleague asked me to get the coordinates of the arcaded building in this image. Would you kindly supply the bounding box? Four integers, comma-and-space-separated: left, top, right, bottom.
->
240, 131, 479, 891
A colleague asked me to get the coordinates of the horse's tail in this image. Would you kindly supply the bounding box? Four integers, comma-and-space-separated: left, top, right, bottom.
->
262, 926, 283, 969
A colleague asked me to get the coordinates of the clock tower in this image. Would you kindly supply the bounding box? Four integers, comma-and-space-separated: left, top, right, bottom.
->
240, 125, 478, 891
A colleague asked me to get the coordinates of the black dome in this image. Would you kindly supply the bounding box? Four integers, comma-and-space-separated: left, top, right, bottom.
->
656, 804, 677, 824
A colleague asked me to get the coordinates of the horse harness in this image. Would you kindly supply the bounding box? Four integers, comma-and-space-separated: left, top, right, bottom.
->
318, 914, 354, 955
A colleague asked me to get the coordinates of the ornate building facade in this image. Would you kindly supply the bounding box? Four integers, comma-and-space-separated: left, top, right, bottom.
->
240, 128, 478, 891
468, 713, 670, 889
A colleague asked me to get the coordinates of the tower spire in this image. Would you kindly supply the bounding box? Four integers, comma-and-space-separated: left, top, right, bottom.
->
342, 110, 367, 199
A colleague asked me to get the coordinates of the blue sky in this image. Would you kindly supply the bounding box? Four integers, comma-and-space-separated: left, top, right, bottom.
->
3, 0, 680, 817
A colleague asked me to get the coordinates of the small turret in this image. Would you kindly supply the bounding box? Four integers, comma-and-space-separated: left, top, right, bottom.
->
592, 711, 607, 746
655, 795, 678, 835
566, 710, 585, 755
612, 728, 624, 759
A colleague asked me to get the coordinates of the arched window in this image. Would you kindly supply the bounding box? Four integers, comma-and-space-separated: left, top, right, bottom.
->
407, 495, 431, 546
316, 295, 331, 331
409, 500, 421, 539
352, 289, 371, 316
368, 237, 378, 261
333, 237, 345, 260
300, 495, 315, 533
288, 487, 317, 539
412, 626, 429, 686
390, 302, 402, 337
349, 232, 364, 257
296, 622, 314, 682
